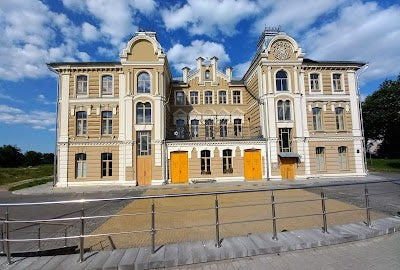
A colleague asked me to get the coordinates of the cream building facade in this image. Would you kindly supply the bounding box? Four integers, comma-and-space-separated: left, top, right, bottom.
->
49, 29, 366, 187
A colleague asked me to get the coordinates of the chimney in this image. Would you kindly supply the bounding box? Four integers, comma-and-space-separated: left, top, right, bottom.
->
182, 66, 190, 83
196, 57, 204, 70
211, 56, 218, 83
225, 66, 232, 82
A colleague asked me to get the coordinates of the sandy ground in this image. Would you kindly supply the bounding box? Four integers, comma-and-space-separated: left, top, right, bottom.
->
85, 185, 384, 250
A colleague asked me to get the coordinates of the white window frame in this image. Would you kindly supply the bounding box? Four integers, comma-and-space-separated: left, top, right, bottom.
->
218, 90, 227, 104
232, 90, 242, 104
175, 90, 186, 105
135, 70, 152, 94
204, 90, 214, 104
189, 91, 199, 105
308, 72, 323, 94
101, 110, 113, 135
101, 153, 112, 177
338, 146, 348, 170
99, 74, 114, 97
222, 149, 233, 174
331, 72, 346, 94
75, 153, 86, 178
316, 147, 326, 171
277, 99, 292, 121
76, 111, 87, 136
312, 107, 323, 131
335, 107, 345, 131
201, 150, 211, 174
135, 101, 152, 124
75, 73, 89, 98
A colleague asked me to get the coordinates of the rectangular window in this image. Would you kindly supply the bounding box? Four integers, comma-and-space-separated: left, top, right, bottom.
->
310, 73, 320, 91
332, 74, 342, 92
137, 131, 151, 156
191, 119, 199, 138
234, 119, 242, 137
75, 153, 86, 178
316, 147, 325, 171
219, 119, 228, 138
76, 111, 87, 136
76, 75, 88, 95
335, 107, 345, 130
205, 119, 214, 139
218, 91, 227, 104
101, 111, 113, 135
101, 153, 112, 177
338, 146, 348, 169
205, 91, 213, 104
190, 92, 198, 104
102, 75, 113, 95
279, 128, 292, 152
176, 91, 185, 105
223, 149, 233, 174
312, 107, 322, 131
232, 91, 241, 104
176, 119, 185, 139
201, 150, 211, 174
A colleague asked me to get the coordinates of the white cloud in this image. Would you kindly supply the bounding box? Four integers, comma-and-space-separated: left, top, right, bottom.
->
162, 0, 258, 37
167, 40, 230, 72
0, 104, 55, 130
82, 22, 100, 41
97, 47, 118, 58
0, 0, 90, 81
130, 0, 155, 14
36, 94, 56, 105
233, 60, 251, 78
302, 1, 400, 81
253, 0, 344, 34
60, 0, 86, 11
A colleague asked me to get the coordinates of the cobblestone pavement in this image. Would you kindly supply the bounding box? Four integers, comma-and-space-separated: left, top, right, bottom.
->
168, 232, 400, 270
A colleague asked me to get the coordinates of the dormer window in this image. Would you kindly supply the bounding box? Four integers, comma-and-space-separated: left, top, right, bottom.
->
205, 70, 210, 80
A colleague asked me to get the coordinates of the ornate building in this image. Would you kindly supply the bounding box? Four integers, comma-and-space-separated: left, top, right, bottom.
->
48, 29, 366, 186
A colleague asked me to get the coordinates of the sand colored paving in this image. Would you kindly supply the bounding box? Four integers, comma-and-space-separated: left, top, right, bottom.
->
85, 185, 385, 250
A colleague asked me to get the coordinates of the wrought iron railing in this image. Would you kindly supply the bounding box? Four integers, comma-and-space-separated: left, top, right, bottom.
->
0, 179, 399, 265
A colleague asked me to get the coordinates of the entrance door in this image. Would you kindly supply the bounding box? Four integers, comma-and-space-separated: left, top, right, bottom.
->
137, 157, 152, 185
280, 157, 296, 180
244, 149, 262, 181
170, 151, 188, 183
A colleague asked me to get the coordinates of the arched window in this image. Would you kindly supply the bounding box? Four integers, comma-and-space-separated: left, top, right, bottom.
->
276, 70, 288, 91
222, 149, 233, 174
137, 72, 151, 93
201, 150, 211, 174
277, 100, 291, 121
312, 107, 322, 130
75, 153, 86, 178
136, 102, 151, 124
335, 107, 345, 130
205, 70, 210, 80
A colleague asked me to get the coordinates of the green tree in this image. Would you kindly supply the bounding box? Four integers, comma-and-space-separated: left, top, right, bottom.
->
42, 153, 55, 164
0, 145, 25, 167
362, 74, 400, 158
24, 151, 43, 166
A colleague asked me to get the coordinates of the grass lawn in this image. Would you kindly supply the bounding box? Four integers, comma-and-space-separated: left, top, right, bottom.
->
367, 159, 400, 173
0, 164, 54, 186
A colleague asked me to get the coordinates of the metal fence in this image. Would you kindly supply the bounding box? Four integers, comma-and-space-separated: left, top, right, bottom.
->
1, 179, 399, 265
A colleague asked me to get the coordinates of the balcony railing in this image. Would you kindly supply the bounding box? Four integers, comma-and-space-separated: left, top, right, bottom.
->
166, 124, 262, 141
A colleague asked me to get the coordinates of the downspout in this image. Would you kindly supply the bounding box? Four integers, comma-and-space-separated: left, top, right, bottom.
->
356, 64, 369, 174
162, 81, 172, 185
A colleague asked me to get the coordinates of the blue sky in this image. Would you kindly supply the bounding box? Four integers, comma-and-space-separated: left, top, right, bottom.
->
0, 0, 399, 153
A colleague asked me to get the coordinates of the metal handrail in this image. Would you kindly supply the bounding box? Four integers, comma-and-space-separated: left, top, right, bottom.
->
1, 178, 399, 265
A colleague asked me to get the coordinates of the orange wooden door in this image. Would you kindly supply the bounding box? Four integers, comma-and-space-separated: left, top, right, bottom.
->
244, 150, 262, 181
280, 158, 295, 180
137, 157, 152, 185
171, 152, 188, 183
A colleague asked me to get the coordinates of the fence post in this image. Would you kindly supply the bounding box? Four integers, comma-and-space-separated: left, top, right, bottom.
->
215, 194, 221, 247
364, 185, 371, 227
37, 225, 41, 252
151, 199, 156, 254
321, 191, 328, 233
5, 207, 11, 265
64, 226, 68, 247
79, 202, 85, 263
271, 191, 278, 240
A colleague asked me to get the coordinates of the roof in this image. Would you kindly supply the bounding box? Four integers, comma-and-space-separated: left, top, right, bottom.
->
278, 152, 301, 159
47, 61, 121, 68
303, 58, 365, 66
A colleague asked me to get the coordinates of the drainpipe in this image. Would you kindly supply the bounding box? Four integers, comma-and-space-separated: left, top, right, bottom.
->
261, 97, 270, 181
162, 82, 172, 185
356, 64, 369, 174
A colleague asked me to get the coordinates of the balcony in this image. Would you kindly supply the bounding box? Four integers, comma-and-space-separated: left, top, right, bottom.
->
166, 124, 262, 141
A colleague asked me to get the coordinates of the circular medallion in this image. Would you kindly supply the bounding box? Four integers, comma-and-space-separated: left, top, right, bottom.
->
271, 41, 291, 60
